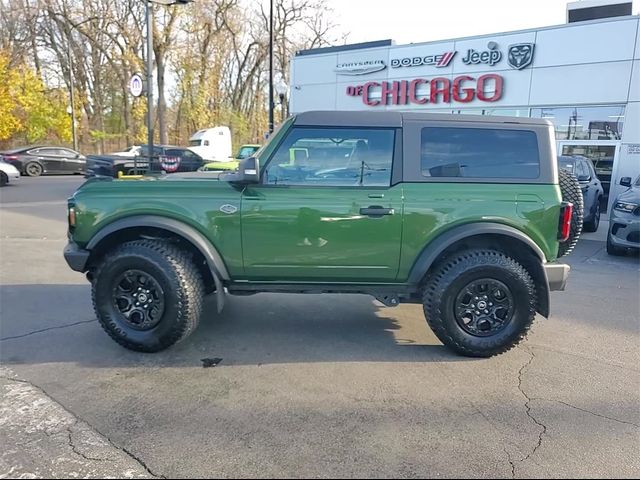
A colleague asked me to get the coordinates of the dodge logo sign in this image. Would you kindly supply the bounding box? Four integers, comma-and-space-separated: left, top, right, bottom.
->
390, 52, 456, 69
508, 43, 535, 70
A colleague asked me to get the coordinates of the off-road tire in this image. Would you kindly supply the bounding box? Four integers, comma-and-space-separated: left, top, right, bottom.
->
24, 161, 43, 177
0, 172, 7, 186
583, 198, 601, 233
422, 249, 537, 357
91, 239, 204, 352
557, 169, 584, 257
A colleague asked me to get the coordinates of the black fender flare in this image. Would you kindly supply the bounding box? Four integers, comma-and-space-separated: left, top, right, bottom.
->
408, 222, 550, 317
87, 215, 229, 311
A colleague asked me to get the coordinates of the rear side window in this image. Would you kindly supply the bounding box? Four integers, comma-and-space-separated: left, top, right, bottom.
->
420, 127, 540, 179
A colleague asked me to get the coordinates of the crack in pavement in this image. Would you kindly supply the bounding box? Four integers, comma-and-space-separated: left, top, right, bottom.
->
533, 398, 640, 428
516, 347, 548, 469
0, 373, 165, 479
0, 319, 96, 341
66, 423, 114, 462
503, 447, 516, 479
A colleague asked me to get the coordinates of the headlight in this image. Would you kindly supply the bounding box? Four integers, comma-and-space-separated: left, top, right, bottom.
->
613, 201, 638, 213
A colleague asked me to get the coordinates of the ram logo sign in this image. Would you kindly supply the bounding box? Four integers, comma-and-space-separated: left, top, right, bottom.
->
508, 43, 535, 70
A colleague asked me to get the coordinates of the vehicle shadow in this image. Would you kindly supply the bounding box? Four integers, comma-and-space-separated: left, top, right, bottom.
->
0, 284, 470, 369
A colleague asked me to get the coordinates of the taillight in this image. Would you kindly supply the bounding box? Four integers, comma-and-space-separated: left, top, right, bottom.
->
4, 155, 18, 162
558, 202, 573, 242
68, 205, 76, 228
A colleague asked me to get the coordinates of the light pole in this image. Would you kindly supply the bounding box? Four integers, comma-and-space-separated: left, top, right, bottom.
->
144, 0, 154, 175
268, 0, 274, 134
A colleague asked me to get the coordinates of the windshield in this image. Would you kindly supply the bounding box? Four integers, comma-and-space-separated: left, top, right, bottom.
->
557, 156, 575, 174
253, 117, 295, 162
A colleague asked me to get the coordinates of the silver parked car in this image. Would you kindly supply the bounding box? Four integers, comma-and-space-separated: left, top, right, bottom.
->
607, 175, 640, 255
0, 159, 21, 186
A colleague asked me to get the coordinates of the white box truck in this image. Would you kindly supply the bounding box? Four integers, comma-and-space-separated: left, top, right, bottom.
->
188, 126, 232, 161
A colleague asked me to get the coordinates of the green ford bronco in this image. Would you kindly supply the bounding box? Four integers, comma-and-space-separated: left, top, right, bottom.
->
64, 111, 582, 357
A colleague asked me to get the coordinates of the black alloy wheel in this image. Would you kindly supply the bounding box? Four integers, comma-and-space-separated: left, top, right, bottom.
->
454, 278, 514, 337
112, 269, 166, 330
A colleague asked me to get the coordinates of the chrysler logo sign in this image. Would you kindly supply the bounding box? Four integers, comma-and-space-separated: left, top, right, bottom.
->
335, 60, 386, 75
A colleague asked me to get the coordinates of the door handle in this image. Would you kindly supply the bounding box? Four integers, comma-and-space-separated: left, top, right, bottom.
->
360, 206, 394, 217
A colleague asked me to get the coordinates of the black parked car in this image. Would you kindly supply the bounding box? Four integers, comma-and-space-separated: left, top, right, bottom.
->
558, 155, 604, 232
0, 146, 86, 176
85, 145, 205, 178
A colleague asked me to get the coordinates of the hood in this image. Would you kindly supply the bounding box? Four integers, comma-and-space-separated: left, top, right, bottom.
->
0, 161, 20, 175
615, 185, 640, 204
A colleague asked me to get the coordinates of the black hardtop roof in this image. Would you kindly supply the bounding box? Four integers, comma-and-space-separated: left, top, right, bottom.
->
294, 110, 553, 128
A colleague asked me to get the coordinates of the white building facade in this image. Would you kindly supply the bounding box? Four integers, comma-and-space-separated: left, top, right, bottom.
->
290, 12, 640, 209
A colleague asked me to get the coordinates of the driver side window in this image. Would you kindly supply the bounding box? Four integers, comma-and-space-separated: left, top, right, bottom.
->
263, 127, 395, 187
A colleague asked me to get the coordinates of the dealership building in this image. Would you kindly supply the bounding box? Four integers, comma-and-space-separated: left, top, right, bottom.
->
289, 0, 640, 209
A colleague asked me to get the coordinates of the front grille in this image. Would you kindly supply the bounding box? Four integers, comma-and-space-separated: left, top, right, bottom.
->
633, 207, 640, 217
627, 231, 640, 244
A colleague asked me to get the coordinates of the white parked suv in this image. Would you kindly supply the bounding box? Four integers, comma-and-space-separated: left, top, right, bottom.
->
0, 160, 20, 186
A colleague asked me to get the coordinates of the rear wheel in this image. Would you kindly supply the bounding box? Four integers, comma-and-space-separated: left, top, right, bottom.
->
25, 162, 43, 177
92, 239, 204, 352
422, 249, 537, 357
557, 169, 584, 257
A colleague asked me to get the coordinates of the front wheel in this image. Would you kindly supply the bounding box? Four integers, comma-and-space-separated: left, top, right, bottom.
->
0, 172, 7, 186
422, 250, 537, 357
583, 200, 600, 232
606, 236, 626, 256
92, 239, 204, 352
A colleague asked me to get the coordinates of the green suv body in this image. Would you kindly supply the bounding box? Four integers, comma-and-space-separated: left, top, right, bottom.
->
64, 111, 573, 357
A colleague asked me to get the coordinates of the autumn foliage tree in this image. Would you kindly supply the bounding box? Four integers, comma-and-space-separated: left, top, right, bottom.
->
0, 0, 344, 153
0, 50, 71, 145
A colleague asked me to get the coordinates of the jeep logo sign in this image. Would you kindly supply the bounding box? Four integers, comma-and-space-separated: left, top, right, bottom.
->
462, 42, 502, 66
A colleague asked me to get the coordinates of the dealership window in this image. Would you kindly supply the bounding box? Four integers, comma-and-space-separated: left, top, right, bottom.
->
530, 105, 625, 140
263, 128, 395, 187
452, 108, 530, 118
420, 127, 540, 178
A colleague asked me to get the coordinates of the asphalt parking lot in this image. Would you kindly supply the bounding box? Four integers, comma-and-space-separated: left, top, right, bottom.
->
1, 176, 639, 479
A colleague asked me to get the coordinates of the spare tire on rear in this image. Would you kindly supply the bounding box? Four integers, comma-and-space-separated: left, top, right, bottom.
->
557, 168, 584, 258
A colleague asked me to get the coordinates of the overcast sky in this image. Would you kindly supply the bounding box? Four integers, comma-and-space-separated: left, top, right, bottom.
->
322, 0, 639, 45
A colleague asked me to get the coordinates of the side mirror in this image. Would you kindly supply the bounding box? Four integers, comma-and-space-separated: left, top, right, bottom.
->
620, 177, 632, 188
225, 156, 259, 184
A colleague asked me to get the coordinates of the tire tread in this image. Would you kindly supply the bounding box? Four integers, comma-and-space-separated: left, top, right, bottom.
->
423, 249, 537, 357
91, 239, 204, 352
